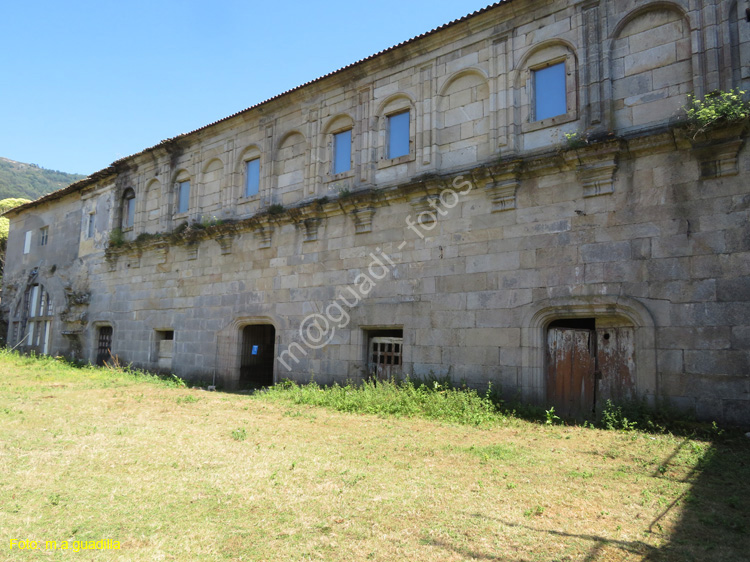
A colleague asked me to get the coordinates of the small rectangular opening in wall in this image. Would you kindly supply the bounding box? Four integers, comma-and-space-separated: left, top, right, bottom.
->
155, 330, 174, 370
364, 328, 403, 381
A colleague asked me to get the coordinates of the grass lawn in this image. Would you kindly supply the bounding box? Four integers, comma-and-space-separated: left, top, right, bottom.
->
1, 351, 748, 561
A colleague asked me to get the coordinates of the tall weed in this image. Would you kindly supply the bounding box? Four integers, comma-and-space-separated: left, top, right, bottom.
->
260, 378, 503, 427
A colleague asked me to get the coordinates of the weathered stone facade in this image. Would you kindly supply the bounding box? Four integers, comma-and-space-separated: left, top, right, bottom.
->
4, 0, 750, 423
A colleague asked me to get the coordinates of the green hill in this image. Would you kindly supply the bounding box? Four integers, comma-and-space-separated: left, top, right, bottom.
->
0, 157, 86, 200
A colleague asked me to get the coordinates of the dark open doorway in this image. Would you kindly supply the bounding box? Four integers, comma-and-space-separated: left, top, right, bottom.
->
240, 325, 275, 388
96, 326, 113, 367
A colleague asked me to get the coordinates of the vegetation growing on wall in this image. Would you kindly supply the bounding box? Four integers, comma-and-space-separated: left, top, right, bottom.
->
684, 89, 750, 138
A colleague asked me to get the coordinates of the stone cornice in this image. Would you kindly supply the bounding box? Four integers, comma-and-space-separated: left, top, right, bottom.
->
102, 126, 712, 266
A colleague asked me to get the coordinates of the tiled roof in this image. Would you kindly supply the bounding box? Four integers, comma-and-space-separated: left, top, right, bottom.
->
7, 1, 510, 217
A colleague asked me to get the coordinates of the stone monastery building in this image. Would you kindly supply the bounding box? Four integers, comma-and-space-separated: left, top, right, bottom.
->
4, 0, 750, 423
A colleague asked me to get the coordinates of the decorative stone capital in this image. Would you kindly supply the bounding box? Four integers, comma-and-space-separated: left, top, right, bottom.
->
154, 242, 169, 264
572, 140, 621, 198
302, 218, 322, 242
255, 225, 273, 249
485, 160, 523, 212
126, 250, 141, 269
217, 235, 233, 255
688, 121, 748, 179
409, 195, 441, 224
352, 207, 375, 234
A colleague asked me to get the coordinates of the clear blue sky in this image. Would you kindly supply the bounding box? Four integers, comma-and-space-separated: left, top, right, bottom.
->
0, 0, 493, 176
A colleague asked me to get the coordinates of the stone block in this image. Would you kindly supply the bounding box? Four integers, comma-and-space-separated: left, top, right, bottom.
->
716, 277, 750, 302
684, 350, 750, 376
580, 241, 631, 263
647, 257, 690, 281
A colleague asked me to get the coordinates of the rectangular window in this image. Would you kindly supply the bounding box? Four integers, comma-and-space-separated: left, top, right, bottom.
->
177, 181, 190, 214
333, 129, 352, 174
245, 159, 260, 198
387, 111, 410, 159
534, 62, 567, 121
23, 231, 32, 254
42, 321, 51, 355
29, 285, 39, 318
125, 198, 135, 229
39, 227, 49, 246
87, 212, 96, 238
365, 328, 404, 381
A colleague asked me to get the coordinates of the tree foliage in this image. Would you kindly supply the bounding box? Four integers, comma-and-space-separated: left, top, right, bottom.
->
0, 157, 85, 200
0, 197, 32, 280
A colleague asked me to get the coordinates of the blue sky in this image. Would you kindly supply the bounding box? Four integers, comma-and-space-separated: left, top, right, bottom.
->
0, 0, 493, 176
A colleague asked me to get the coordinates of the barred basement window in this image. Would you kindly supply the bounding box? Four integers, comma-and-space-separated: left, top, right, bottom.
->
366, 328, 403, 381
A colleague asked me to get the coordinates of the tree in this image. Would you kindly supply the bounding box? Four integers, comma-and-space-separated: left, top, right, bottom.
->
0, 198, 32, 279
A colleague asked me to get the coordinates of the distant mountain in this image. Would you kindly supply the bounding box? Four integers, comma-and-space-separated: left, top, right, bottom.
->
0, 157, 87, 200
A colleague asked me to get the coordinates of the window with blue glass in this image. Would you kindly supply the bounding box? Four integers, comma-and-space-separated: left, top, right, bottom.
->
333, 129, 352, 174
245, 159, 260, 197
177, 180, 190, 214
387, 110, 410, 159
534, 62, 567, 120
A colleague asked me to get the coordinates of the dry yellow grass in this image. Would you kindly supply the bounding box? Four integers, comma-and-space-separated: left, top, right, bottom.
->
0, 353, 748, 561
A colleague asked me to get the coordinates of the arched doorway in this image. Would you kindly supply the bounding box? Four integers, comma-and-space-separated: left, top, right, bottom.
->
546, 318, 635, 419
522, 296, 657, 416
240, 325, 275, 388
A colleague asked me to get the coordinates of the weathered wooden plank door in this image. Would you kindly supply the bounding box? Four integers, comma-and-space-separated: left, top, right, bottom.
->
369, 336, 403, 381
595, 327, 636, 410
546, 328, 596, 419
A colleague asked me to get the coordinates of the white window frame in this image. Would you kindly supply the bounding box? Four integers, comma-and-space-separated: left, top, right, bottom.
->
23, 231, 32, 254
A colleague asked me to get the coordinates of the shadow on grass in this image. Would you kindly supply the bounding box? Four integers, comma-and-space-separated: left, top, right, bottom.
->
641, 434, 750, 562
436, 516, 657, 561
443, 433, 750, 562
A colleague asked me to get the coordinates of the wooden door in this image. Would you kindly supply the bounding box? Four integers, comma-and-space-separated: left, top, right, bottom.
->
546, 328, 596, 419
595, 327, 635, 410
